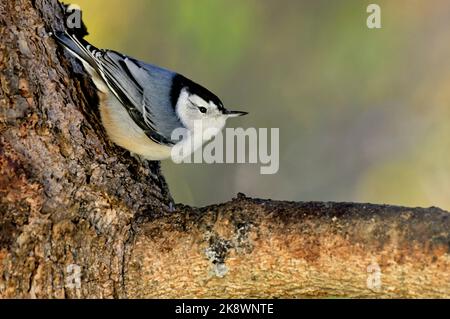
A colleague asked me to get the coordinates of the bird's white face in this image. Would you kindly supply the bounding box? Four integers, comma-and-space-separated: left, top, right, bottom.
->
175, 88, 228, 136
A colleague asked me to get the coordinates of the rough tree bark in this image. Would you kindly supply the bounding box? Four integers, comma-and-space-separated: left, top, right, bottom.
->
0, 0, 449, 299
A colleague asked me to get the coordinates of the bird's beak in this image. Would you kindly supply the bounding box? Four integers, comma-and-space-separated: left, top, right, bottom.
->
224, 109, 248, 118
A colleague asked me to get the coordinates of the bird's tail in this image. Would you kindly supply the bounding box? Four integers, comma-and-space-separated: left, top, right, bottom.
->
53, 30, 111, 93
52, 3, 99, 68
53, 31, 99, 70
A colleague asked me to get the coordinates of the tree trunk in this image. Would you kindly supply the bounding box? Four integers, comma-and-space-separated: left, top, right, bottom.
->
0, 0, 449, 298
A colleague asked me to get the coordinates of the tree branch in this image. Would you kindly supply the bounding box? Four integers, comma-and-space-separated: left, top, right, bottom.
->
129, 197, 449, 298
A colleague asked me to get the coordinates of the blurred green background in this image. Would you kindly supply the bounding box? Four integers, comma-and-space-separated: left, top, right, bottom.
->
74, 0, 450, 210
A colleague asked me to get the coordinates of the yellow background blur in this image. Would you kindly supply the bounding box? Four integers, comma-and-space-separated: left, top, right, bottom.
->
74, 0, 450, 210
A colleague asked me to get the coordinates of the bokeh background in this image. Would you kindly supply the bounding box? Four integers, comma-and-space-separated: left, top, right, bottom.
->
75, 0, 450, 210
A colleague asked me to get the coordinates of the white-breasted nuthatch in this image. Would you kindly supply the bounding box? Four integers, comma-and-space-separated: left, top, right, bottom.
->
54, 31, 247, 160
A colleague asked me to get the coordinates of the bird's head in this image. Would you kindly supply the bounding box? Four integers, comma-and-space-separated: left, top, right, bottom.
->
171, 74, 247, 135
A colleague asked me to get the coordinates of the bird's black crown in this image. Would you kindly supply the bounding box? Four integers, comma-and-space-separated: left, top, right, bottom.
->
170, 74, 224, 111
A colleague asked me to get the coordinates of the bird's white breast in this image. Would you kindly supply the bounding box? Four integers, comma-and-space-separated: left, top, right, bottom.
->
99, 92, 172, 160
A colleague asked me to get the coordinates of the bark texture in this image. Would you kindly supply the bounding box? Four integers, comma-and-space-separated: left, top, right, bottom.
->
0, 0, 449, 298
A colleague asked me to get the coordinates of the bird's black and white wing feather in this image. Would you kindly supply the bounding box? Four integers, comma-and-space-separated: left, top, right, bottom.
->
54, 31, 181, 146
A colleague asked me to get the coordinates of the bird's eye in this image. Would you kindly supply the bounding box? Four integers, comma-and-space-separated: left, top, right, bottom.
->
198, 107, 207, 114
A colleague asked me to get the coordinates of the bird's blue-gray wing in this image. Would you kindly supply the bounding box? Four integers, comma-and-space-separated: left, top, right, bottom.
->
54, 31, 182, 145
95, 51, 183, 145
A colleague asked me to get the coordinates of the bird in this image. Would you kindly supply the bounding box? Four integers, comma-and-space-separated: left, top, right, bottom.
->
53, 31, 247, 161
